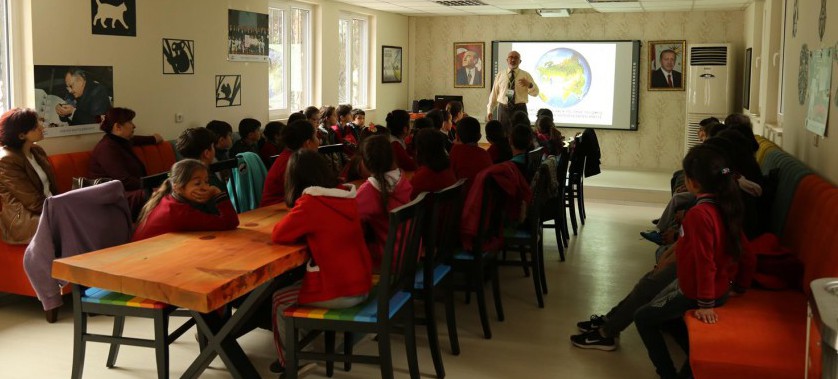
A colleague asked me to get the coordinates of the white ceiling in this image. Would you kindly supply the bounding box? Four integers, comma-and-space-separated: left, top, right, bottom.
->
332, 0, 753, 16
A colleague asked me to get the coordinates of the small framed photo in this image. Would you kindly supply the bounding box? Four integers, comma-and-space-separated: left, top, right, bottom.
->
454, 42, 484, 88
162, 38, 195, 74
215, 75, 241, 107
382, 46, 402, 83
648, 40, 686, 91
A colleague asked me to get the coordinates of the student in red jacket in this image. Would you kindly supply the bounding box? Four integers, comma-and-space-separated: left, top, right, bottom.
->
271, 149, 372, 374
356, 134, 413, 268
485, 119, 512, 164
410, 128, 456, 199
132, 159, 239, 241
450, 116, 492, 187
260, 120, 319, 207
385, 109, 417, 171
258, 121, 285, 168
634, 144, 751, 379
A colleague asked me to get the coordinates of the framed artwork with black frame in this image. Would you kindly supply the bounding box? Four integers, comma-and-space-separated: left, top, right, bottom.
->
648, 40, 686, 91
382, 45, 402, 83
743, 47, 753, 109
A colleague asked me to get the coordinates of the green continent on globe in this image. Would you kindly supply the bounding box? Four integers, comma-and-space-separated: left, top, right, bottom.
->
537, 57, 587, 101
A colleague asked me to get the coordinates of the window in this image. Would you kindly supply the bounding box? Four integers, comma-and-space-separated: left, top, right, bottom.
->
338, 13, 368, 108
0, 0, 10, 113
269, 2, 311, 118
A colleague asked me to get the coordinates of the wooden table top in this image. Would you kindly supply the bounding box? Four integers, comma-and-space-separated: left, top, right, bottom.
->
52, 204, 308, 313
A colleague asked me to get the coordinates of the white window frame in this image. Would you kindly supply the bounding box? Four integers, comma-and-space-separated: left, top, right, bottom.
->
337, 12, 369, 109
0, 0, 10, 113
268, 1, 312, 120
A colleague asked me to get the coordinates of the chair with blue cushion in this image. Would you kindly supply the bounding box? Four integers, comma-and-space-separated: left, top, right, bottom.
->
281, 193, 428, 379
452, 176, 506, 339
414, 180, 466, 378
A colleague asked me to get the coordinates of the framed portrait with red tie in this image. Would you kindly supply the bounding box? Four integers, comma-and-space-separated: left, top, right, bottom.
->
454, 42, 485, 88
648, 40, 686, 91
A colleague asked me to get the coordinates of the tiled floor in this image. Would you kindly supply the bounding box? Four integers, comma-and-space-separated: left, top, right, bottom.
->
0, 198, 669, 378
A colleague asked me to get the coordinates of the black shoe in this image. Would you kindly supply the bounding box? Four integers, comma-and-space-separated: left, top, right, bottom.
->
640, 230, 664, 245
269, 360, 283, 373
652, 218, 660, 225
576, 314, 606, 333
570, 330, 617, 351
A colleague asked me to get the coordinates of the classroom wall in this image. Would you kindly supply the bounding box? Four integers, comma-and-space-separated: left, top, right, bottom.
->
409, 10, 745, 171
779, 0, 838, 183
21, 0, 408, 155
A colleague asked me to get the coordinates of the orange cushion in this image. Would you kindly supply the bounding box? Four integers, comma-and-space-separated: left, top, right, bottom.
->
132, 142, 176, 175
47, 152, 92, 194
687, 290, 806, 379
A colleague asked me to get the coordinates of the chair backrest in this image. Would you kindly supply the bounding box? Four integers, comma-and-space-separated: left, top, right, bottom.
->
425, 179, 467, 270
209, 158, 237, 173
140, 172, 169, 198
378, 192, 428, 321
556, 148, 570, 192
526, 147, 544, 181
472, 176, 506, 252
318, 143, 346, 173
268, 154, 280, 167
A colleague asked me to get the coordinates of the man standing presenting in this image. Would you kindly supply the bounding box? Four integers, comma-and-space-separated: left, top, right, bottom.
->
487, 51, 539, 132
456, 50, 482, 86
650, 49, 682, 89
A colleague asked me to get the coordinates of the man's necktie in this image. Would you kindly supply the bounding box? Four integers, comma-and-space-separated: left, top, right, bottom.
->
467, 71, 473, 84
507, 70, 516, 107
667, 74, 673, 88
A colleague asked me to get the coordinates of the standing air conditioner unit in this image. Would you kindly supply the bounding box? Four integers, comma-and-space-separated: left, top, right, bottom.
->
685, 43, 733, 150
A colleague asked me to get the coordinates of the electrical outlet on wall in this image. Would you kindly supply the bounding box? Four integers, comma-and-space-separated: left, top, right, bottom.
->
175, 113, 184, 123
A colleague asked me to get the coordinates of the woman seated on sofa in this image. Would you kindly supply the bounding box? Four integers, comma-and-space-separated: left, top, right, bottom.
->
0, 108, 58, 244
88, 107, 162, 218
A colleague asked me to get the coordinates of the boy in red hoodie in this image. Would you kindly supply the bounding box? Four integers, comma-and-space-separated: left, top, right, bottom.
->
450, 116, 492, 187
355, 134, 413, 268
271, 149, 372, 374
410, 128, 457, 198
260, 120, 319, 207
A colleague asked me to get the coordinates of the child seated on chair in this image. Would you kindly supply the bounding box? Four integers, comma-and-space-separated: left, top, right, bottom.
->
509, 123, 534, 177
271, 149, 372, 373
410, 128, 456, 199
175, 127, 226, 190
260, 120, 320, 207
132, 159, 239, 241
485, 120, 512, 164
450, 116, 492, 187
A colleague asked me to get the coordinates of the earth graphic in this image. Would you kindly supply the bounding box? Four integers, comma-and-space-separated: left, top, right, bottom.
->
534, 48, 591, 108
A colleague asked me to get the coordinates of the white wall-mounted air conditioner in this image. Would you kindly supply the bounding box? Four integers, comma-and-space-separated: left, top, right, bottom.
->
685, 43, 733, 151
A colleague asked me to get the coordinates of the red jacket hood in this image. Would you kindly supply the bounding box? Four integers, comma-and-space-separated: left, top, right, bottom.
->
300, 184, 359, 221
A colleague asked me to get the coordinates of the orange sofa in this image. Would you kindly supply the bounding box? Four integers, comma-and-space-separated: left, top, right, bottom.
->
0, 141, 177, 299
686, 137, 838, 379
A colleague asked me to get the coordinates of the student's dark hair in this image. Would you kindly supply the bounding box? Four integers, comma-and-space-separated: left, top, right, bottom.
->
385, 110, 410, 138
100, 107, 134, 133
484, 120, 506, 144
176, 128, 216, 160
137, 159, 208, 226
699, 117, 720, 127
698, 120, 720, 134
65, 67, 88, 80
536, 108, 553, 121
280, 120, 316, 150
415, 128, 450, 172
263, 121, 284, 144
536, 115, 554, 134
361, 134, 395, 210
303, 106, 320, 121
337, 104, 353, 120
238, 118, 261, 137
287, 112, 307, 124
510, 123, 533, 151
712, 130, 762, 183
457, 116, 481, 144
726, 124, 759, 154
724, 113, 752, 129
284, 149, 339, 207
707, 122, 729, 137
205, 120, 233, 143
350, 108, 366, 119
360, 125, 386, 144
413, 117, 434, 130
424, 109, 444, 130
511, 110, 530, 127
446, 101, 464, 120
319, 106, 336, 126
0, 108, 39, 149
682, 144, 744, 260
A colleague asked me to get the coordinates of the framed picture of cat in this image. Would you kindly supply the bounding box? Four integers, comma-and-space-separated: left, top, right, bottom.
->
91, 0, 136, 37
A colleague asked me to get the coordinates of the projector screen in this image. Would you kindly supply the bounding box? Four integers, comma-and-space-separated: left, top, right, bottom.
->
492, 40, 641, 131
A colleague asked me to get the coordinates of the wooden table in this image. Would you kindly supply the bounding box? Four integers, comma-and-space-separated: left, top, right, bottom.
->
52, 204, 308, 378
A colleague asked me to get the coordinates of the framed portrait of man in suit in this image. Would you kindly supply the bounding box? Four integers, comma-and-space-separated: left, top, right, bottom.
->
648, 40, 686, 91
454, 42, 484, 88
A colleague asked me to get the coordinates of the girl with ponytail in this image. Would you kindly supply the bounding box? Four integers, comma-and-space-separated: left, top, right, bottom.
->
635, 144, 755, 379
355, 134, 413, 268
133, 159, 239, 241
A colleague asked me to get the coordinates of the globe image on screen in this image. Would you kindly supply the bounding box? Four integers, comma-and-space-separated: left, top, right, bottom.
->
535, 48, 591, 108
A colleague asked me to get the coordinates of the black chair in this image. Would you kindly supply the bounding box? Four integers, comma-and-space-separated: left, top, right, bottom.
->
542, 150, 570, 259
209, 158, 239, 208
140, 172, 169, 199
318, 144, 346, 174
414, 180, 465, 378
525, 147, 544, 181
282, 194, 427, 379
452, 176, 506, 339
566, 150, 587, 234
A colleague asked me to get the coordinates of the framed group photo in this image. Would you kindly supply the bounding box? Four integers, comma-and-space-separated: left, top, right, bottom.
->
454, 42, 484, 88
648, 40, 685, 91
382, 46, 402, 83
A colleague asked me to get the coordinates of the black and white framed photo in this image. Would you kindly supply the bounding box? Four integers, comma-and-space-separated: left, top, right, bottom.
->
228, 9, 269, 62
34, 65, 114, 137
91, 0, 136, 37
216, 75, 241, 107
163, 39, 195, 74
